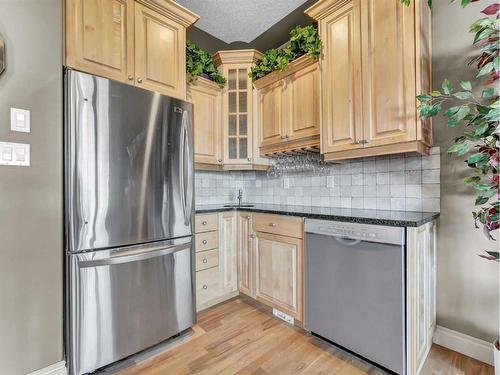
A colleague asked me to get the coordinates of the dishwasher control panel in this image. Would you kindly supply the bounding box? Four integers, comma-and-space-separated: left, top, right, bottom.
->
305, 219, 404, 246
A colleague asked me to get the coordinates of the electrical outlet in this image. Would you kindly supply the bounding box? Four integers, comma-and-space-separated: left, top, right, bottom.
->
283, 178, 290, 189
326, 175, 335, 188
273, 308, 294, 325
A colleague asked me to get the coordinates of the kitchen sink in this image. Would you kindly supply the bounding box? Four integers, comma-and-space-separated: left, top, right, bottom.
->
223, 204, 254, 208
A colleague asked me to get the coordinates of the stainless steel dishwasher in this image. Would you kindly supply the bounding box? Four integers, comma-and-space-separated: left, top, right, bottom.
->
305, 219, 406, 374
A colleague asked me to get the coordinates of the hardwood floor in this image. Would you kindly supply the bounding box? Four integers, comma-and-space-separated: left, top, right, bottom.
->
117, 298, 494, 375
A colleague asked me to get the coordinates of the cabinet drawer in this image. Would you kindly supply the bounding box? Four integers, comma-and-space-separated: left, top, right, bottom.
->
195, 214, 218, 233
253, 213, 303, 239
196, 266, 220, 307
195, 231, 218, 252
196, 249, 219, 271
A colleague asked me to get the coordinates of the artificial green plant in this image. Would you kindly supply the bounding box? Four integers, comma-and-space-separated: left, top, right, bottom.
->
186, 41, 226, 87
250, 24, 321, 81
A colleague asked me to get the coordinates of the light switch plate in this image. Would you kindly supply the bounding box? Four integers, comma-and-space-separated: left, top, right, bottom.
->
0, 142, 30, 166
10, 107, 31, 133
326, 176, 335, 188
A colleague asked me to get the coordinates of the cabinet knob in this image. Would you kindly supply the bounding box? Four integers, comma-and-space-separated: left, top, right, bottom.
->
355, 140, 360, 144
202, 258, 208, 263
247, 158, 251, 162
137, 77, 143, 83
202, 285, 208, 290
246, 216, 251, 219
364, 139, 369, 144
270, 223, 276, 227
250, 233, 256, 239
202, 240, 208, 244
218, 159, 222, 163
128, 75, 134, 81
202, 221, 207, 225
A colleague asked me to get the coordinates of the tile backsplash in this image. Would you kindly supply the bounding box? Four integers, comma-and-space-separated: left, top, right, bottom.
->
195, 147, 440, 212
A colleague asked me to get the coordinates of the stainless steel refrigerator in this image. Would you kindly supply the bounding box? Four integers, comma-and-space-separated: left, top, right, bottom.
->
64, 70, 195, 375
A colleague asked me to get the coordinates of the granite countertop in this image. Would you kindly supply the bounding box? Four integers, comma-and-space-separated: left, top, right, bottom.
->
195, 204, 440, 227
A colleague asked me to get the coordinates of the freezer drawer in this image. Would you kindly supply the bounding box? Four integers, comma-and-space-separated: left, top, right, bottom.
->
66, 237, 195, 375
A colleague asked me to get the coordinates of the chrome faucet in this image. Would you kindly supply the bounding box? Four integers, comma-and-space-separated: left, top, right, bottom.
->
237, 189, 243, 206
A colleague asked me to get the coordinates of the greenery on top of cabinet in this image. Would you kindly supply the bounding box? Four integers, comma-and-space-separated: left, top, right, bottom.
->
250, 25, 321, 81
186, 41, 226, 88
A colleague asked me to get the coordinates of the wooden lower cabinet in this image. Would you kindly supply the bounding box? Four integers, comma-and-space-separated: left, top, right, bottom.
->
237, 212, 254, 297
407, 220, 437, 375
254, 232, 303, 321
195, 212, 238, 312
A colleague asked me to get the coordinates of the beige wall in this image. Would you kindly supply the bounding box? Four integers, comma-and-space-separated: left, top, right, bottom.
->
432, 1, 499, 342
0, 0, 63, 373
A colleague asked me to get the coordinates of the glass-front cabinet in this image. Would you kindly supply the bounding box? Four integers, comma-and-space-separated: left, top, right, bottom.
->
213, 50, 268, 170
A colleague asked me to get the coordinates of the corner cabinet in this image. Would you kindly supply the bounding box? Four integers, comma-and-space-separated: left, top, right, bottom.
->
213, 50, 269, 170
187, 77, 223, 168
65, 0, 198, 100
254, 55, 321, 156
306, 0, 432, 161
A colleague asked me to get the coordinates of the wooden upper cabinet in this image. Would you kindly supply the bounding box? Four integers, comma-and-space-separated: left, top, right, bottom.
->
254, 55, 320, 155
65, 0, 198, 100
187, 77, 223, 167
306, 0, 432, 161
134, 2, 185, 99
254, 232, 303, 321
213, 50, 267, 170
314, 0, 363, 153
287, 57, 321, 142
361, 0, 416, 148
259, 81, 284, 148
65, 0, 135, 83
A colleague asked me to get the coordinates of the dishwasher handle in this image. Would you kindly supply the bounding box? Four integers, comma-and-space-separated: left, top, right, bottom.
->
333, 236, 362, 246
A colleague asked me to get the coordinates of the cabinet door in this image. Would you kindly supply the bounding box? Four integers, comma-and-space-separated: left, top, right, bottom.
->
188, 79, 222, 166
223, 67, 253, 164
287, 64, 320, 142
134, 3, 186, 99
361, 0, 417, 147
319, 0, 363, 153
65, 0, 135, 83
237, 213, 254, 297
259, 81, 284, 148
219, 212, 237, 294
254, 232, 303, 321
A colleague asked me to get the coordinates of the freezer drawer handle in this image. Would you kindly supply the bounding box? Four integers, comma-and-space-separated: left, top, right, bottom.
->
78, 242, 191, 268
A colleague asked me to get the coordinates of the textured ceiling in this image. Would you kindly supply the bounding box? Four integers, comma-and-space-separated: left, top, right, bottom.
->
176, 0, 310, 43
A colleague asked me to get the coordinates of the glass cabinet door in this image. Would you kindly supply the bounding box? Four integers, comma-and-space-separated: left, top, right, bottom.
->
225, 67, 252, 164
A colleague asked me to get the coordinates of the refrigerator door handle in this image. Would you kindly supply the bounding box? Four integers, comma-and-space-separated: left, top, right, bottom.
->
180, 110, 193, 225
78, 242, 191, 267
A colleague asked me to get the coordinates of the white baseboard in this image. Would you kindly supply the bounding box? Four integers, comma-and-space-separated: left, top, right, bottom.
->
433, 325, 494, 365
27, 361, 66, 375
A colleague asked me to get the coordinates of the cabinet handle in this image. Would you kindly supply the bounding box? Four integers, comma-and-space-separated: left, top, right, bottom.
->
202, 285, 208, 290
270, 223, 276, 227
128, 75, 134, 81
202, 240, 208, 244
202, 258, 208, 263
202, 221, 207, 226
137, 77, 143, 83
